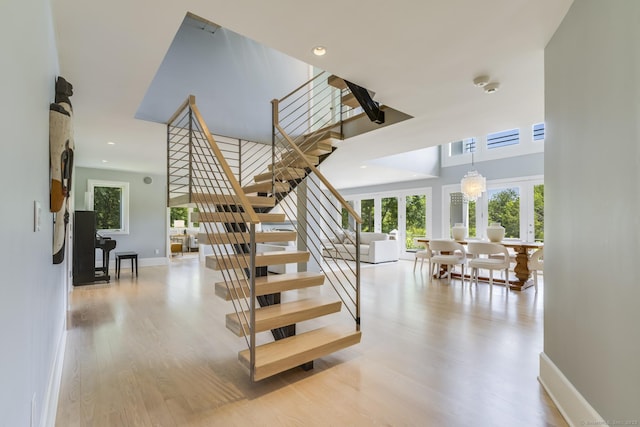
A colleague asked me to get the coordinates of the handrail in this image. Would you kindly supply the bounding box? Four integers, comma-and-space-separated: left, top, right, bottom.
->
167, 95, 192, 126
278, 72, 327, 103
272, 111, 362, 224
176, 95, 261, 225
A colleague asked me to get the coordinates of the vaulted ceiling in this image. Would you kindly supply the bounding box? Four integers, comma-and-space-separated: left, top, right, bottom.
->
52, 0, 573, 188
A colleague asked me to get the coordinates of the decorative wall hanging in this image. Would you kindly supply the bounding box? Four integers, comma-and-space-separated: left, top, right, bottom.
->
49, 76, 74, 264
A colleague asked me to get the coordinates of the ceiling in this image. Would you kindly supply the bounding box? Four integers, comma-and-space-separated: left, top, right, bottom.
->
51, 0, 573, 188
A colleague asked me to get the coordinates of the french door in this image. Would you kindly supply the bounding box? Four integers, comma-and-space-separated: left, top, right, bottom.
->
444, 176, 543, 242
343, 189, 432, 259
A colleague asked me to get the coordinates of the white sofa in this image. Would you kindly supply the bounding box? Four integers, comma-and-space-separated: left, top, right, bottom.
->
322, 231, 398, 264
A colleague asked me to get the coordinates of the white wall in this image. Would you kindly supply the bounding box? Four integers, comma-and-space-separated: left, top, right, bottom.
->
0, 0, 67, 426
544, 0, 640, 422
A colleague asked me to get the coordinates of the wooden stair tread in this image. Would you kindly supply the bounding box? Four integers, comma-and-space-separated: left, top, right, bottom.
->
341, 92, 359, 108
169, 193, 275, 208
192, 211, 285, 223
239, 325, 362, 381
200, 231, 296, 245
271, 158, 314, 170
242, 181, 290, 194
206, 250, 310, 270
214, 272, 325, 301
327, 75, 347, 90
297, 140, 334, 156
280, 151, 319, 165
255, 167, 307, 183
225, 298, 342, 337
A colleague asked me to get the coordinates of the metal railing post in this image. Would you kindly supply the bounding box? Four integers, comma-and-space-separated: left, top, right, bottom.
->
188, 106, 193, 203
355, 222, 361, 331
249, 223, 257, 381
271, 99, 278, 196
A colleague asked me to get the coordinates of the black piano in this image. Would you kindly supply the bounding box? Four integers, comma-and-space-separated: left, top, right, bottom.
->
73, 211, 117, 285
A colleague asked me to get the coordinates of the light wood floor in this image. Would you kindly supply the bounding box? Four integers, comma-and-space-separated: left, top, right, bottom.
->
56, 258, 566, 426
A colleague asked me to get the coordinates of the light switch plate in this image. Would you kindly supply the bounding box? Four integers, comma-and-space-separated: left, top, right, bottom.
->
34, 201, 41, 232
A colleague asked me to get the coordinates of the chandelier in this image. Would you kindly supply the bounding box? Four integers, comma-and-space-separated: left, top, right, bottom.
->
460, 141, 486, 201
461, 169, 486, 201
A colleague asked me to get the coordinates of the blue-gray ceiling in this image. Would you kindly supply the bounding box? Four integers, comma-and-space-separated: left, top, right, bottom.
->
136, 14, 310, 144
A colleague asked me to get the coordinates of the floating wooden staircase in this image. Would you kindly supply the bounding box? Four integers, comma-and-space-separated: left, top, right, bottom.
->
195, 184, 360, 381
167, 90, 362, 382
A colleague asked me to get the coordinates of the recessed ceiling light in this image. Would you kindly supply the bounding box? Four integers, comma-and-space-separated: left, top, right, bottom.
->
107, 141, 115, 145
102, 160, 108, 163
473, 75, 490, 87
484, 82, 500, 94
312, 46, 327, 56
360, 165, 367, 169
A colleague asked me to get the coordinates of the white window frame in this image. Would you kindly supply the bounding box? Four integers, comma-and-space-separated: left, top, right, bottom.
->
88, 179, 130, 234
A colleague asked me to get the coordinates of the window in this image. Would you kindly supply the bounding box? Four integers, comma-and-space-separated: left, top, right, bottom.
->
381, 197, 398, 234
405, 195, 426, 250
170, 207, 188, 227
88, 180, 129, 234
361, 199, 375, 232
487, 128, 520, 149
448, 137, 477, 156
533, 123, 545, 141
533, 184, 544, 241
487, 187, 520, 239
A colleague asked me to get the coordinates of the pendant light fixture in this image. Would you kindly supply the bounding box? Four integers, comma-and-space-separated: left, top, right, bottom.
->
460, 140, 486, 201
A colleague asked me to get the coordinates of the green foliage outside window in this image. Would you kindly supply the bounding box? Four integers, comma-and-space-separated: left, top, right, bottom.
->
170, 207, 188, 227
405, 195, 426, 250
488, 188, 520, 238
381, 197, 398, 233
468, 200, 476, 237
94, 186, 122, 230
534, 184, 544, 241
361, 199, 374, 232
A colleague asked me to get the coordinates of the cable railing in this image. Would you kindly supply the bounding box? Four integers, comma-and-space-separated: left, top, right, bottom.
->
269, 71, 363, 330
166, 76, 364, 378
167, 95, 260, 378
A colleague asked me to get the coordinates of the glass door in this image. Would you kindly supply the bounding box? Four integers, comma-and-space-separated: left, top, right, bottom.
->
403, 194, 427, 252
360, 199, 375, 232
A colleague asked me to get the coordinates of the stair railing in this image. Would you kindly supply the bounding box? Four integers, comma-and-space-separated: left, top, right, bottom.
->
167, 95, 260, 378
270, 72, 364, 331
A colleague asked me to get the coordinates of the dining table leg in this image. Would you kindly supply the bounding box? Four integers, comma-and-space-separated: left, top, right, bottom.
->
511, 247, 534, 291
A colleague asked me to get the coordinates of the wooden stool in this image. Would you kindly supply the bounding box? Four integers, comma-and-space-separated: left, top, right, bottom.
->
115, 251, 138, 279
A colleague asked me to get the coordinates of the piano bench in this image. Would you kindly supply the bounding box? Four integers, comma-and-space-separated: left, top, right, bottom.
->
115, 251, 138, 279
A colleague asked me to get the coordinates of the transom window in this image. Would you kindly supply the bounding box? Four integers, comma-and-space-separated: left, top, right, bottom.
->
487, 128, 520, 149
533, 123, 545, 141
449, 137, 477, 156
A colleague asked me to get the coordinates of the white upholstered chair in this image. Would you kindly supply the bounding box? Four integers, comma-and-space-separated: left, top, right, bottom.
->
467, 241, 511, 292
413, 239, 434, 275
528, 247, 544, 291
428, 240, 467, 284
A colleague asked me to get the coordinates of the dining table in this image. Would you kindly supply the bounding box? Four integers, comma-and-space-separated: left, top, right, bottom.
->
416, 238, 543, 291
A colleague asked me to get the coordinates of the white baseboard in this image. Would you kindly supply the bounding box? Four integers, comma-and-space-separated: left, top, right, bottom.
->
41, 327, 67, 427
538, 352, 606, 427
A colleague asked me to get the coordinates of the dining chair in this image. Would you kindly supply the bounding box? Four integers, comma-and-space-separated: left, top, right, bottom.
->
528, 247, 544, 291
428, 240, 467, 284
467, 241, 511, 292
413, 239, 434, 276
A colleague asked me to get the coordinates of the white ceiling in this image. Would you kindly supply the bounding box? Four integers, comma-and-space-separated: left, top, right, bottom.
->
51, 0, 573, 188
